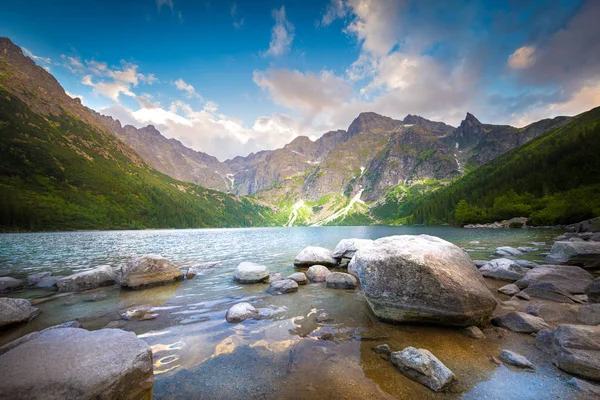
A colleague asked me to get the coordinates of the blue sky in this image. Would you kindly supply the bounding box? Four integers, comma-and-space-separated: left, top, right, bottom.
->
1, 0, 599, 160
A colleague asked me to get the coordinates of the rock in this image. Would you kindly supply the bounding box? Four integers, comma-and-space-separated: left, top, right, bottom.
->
479, 258, 529, 281
0, 332, 40, 356
535, 329, 555, 353
294, 246, 338, 267
331, 238, 373, 259
546, 241, 600, 269
491, 311, 550, 333
348, 257, 359, 278
315, 311, 332, 323
515, 265, 593, 294
232, 262, 269, 283
25, 272, 51, 286
524, 303, 543, 317
472, 260, 488, 269
41, 321, 83, 332
326, 272, 357, 289
286, 272, 308, 285
269, 272, 283, 282
515, 291, 530, 301
319, 332, 334, 341
549, 324, 600, 381
517, 247, 538, 253
0, 328, 153, 399
0, 298, 39, 329
567, 377, 600, 397
390, 347, 456, 392
566, 217, 600, 233
306, 265, 332, 283
587, 278, 600, 304
373, 344, 392, 360
186, 267, 198, 279
353, 235, 496, 326
514, 260, 539, 269
267, 279, 298, 295
579, 304, 600, 325
462, 326, 485, 339
499, 349, 535, 369
121, 255, 184, 289
0, 277, 24, 293
522, 282, 583, 303
36, 276, 62, 288
225, 302, 259, 323
56, 265, 117, 293
494, 246, 523, 257
498, 283, 520, 296
121, 305, 158, 321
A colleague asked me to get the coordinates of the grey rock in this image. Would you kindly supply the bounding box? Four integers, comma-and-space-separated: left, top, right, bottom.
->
517, 247, 538, 253
0, 332, 40, 356
546, 241, 600, 269
549, 324, 600, 381
331, 238, 373, 259
462, 326, 485, 339
225, 302, 259, 323
286, 272, 308, 285
491, 311, 550, 333
35, 276, 62, 288
269, 273, 283, 282
525, 303, 543, 317
25, 272, 51, 286
121, 255, 184, 289
498, 283, 520, 296
579, 304, 600, 326
479, 258, 529, 281
353, 235, 497, 326
0, 277, 24, 293
390, 347, 456, 392
186, 267, 198, 280
267, 279, 298, 295
306, 265, 332, 283
523, 282, 583, 303
121, 305, 158, 321
567, 377, 600, 397
373, 344, 392, 360
515, 265, 593, 294
515, 291, 530, 300
294, 246, 338, 267
535, 329, 555, 353
0, 298, 39, 329
57, 265, 117, 292
315, 311, 332, 323
41, 321, 82, 332
499, 349, 535, 369
233, 262, 269, 283
326, 272, 357, 289
0, 328, 153, 400
587, 278, 600, 304
494, 246, 523, 257
514, 260, 539, 269
473, 260, 488, 269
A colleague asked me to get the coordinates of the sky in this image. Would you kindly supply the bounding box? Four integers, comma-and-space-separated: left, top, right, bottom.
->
2, 0, 599, 160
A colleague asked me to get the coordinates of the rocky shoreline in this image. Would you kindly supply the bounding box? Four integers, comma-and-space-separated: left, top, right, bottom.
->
1, 227, 600, 398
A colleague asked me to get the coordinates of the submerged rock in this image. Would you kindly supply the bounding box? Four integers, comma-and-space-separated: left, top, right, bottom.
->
579, 304, 600, 326
549, 324, 600, 381
0, 277, 24, 293
479, 258, 529, 281
121, 305, 158, 321
546, 241, 600, 269
233, 262, 269, 283
373, 344, 392, 360
326, 272, 357, 289
267, 279, 298, 295
294, 246, 338, 267
499, 350, 535, 370
492, 311, 549, 333
390, 347, 456, 392
0, 298, 39, 329
315, 311, 332, 323
286, 272, 308, 285
0, 328, 153, 400
306, 265, 332, 283
225, 302, 259, 323
186, 267, 198, 280
331, 238, 373, 259
57, 265, 117, 293
515, 265, 593, 294
121, 255, 184, 290
353, 235, 497, 326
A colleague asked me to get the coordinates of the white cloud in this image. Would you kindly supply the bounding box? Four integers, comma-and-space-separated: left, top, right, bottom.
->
321, 0, 347, 26
65, 91, 84, 102
264, 6, 295, 57
174, 78, 201, 99
22, 47, 51, 64
231, 3, 244, 29
508, 46, 536, 69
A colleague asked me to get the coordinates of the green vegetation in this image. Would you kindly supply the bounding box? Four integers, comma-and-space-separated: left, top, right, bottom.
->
394, 107, 600, 226
0, 89, 273, 231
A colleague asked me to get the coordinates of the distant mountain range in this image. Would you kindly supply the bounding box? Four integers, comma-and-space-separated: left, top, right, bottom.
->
0, 37, 596, 230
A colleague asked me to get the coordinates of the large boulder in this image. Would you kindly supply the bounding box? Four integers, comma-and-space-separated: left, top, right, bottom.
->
0, 328, 153, 399
121, 255, 184, 290
56, 265, 117, 293
352, 235, 497, 326
0, 277, 24, 293
331, 238, 373, 259
546, 241, 600, 269
515, 265, 593, 294
233, 262, 269, 283
491, 311, 550, 333
326, 272, 357, 289
587, 278, 600, 304
549, 324, 600, 381
294, 246, 338, 267
225, 302, 259, 323
479, 258, 529, 281
306, 265, 332, 283
0, 298, 39, 329
522, 282, 583, 303
390, 347, 456, 392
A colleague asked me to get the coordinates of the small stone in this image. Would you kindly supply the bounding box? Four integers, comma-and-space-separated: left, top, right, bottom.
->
499, 349, 535, 370
105, 320, 126, 329
225, 302, 259, 323
286, 272, 308, 285
267, 279, 298, 295
233, 262, 269, 283
326, 272, 357, 289
315, 312, 332, 323
498, 284, 520, 296
462, 326, 485, 339
390, 347, 456, 392
306, 265, 332, 283
319, 332, 334, 341
120, 305, 155, 321
373, 344, 392, 360
0, 298, 39, 328
269, 273, 283, 282
515, 292, 531, 301
186, 267, 198, 280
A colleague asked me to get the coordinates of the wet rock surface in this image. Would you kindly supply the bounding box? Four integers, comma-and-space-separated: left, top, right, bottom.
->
0, 277, 24, 293
225, 302, 259, 323
306, 265, 332, 282
294, 246, 338, 267
0, 298, 39, 329
326, 272, 358, 289
286, 272, 308, 285
233, 262, 270, 283
56, 265, 117, 292
121, 254, 184, 289
390, 346, 456, 392
267, 279, 299, 295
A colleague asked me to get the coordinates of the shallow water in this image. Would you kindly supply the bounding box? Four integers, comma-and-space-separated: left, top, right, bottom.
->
0, 226, 584, 399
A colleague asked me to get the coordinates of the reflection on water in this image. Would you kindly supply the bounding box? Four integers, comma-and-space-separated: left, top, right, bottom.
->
1, 226, 582, 399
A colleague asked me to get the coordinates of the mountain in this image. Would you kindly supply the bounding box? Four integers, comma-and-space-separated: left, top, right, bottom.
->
0, 38, 271, 231
397, 106, 600, 226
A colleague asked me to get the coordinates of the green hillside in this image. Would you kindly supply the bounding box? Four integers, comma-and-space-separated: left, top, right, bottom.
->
0, 89, 273, 231
386, 106, 600, 226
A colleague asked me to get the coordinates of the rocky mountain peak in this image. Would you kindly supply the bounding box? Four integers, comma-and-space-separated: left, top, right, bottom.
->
347, 112, 401, 136
464, 112, 481, 124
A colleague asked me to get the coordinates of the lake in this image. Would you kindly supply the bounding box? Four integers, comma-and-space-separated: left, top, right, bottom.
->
1, 226, 579, 399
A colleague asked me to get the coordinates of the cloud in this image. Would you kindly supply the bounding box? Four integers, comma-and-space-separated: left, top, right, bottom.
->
231, 3, 244, 29
22, 47, 51, 64
156, 0, 174, 11
174, 78, 201, 99
263, 6, 295, 57
77, 61, 156, 101
320, 0, 347, 26
508, 46, 536, 69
